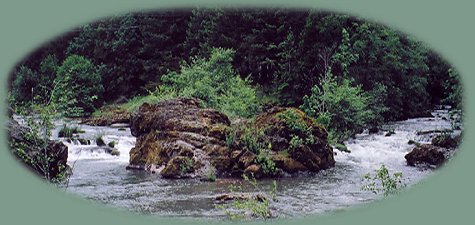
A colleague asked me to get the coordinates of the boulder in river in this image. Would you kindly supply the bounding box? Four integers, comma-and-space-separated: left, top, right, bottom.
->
405, 144, 452, 167
127, 98, 231, 178
126, 98, 335, 179
7, 119, 70, 180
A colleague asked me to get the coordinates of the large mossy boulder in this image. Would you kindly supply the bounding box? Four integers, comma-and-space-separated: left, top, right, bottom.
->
7, 119, 69, 180
127, 98, 231, 178
254, 107, 335, 172
127, 98, 335, 179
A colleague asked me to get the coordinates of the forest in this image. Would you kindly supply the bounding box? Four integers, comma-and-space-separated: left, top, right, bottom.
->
9, 8, 461, 144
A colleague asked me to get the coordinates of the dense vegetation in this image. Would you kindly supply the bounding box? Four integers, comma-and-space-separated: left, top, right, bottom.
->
9, 8, 462, 143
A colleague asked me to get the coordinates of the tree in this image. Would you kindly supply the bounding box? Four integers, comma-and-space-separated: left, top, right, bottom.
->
54, 55, 104, 116
301, 73, 372, 143
162, 48, 259, 118
11, 66, 38, 104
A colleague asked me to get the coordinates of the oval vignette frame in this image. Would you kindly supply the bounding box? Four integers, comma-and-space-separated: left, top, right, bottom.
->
0, 1, 472, 225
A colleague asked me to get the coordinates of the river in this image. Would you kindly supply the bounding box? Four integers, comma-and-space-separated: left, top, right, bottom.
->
56, 107, 459, 219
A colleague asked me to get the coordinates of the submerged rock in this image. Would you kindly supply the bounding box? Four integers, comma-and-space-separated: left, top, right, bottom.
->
127, 98, 335, 179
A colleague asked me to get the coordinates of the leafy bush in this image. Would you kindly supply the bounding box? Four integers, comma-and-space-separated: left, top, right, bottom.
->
161, 48, 259, 118
301, 73, 375, 143
277, 109, 315, 146
255, 149, 277, 175
361, 164, 406, 197
54, 55, 104, 116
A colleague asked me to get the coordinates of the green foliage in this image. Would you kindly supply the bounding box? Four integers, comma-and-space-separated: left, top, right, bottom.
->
361, 164, 406, 197
120, 85, 178, 113
334, 143, 350, 153
54, 55, 104, 116
58, 125, 84, 138
161, 48, 259, 118
217, 174, 277, 220
226, 124, 276, 175
301, 73, 374, 143
240, 127, 265, 154
255, 149, 277, 175
11, 66, 38, 104
277, 109, 315, 146
179, 158, 194, 176
443, 68, 463, 111
12, 102, 70, 184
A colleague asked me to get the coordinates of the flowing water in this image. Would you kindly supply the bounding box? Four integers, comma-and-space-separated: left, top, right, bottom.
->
58, 107, 459, 219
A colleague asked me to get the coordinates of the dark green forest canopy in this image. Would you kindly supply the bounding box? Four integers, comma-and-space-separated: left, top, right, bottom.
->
9, 8, 460, 122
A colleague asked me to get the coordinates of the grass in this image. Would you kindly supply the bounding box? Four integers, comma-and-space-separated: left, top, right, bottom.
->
58, 125, 85, 138
216, 174, 277, 220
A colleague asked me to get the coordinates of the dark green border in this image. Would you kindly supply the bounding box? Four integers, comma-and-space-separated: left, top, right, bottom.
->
1, 0, 473, 225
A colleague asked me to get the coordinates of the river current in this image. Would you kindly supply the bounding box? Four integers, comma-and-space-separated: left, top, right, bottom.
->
56, 107, 458, 219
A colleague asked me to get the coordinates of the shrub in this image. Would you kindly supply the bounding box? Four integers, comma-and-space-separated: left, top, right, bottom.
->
361, 164, 406, 197
161, 48, 259, 118
255, 149, 276, 175
54, 55, 104, 116
301, 73, 375, 143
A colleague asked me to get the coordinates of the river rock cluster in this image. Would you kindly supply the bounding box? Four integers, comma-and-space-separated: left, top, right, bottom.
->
126, 97, 335, 179
405, 134, 461, 168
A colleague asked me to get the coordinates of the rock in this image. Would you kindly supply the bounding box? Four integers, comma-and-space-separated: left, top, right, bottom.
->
110, 148, 120, 156
81, 106, 130, 126
128, 98, 232, 178
160, 156, 195, 178
254, 107, 335, 172
271, 153, 307, 173
238, 151, 256, 169
405, 144, 450, 167
431, 134, 458, 149
243, 164, 263, 179
385, 130, 396, 137
130, 97, 230, 137
77, 138, 90, 145
127, 99, 335, 179
368, 127, 379, 134
7, 119, 69, 180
